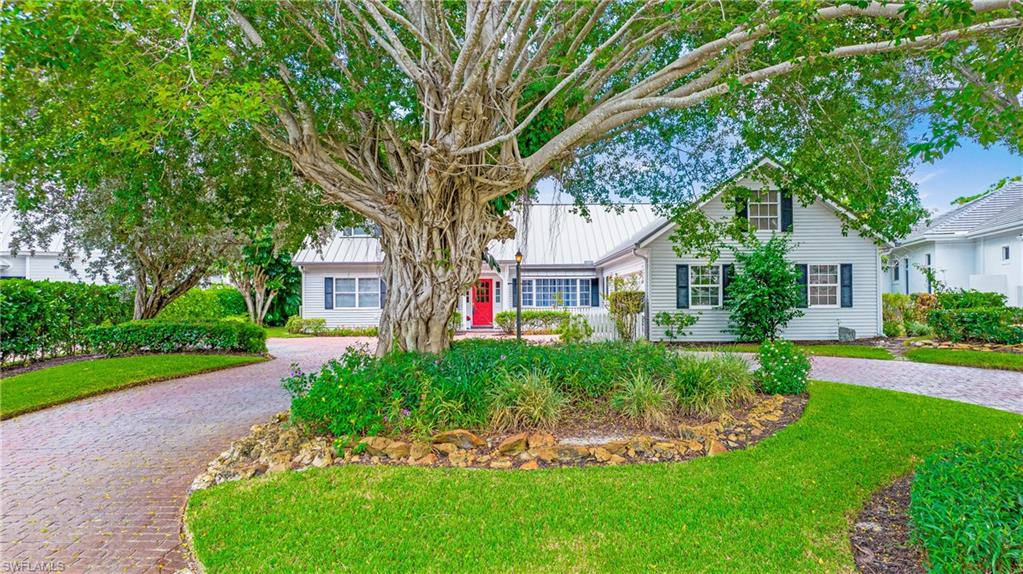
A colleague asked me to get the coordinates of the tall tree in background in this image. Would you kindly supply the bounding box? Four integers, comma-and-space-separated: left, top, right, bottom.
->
3, 1, 1020, 352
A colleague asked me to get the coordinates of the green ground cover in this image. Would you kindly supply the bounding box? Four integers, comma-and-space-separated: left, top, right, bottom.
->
904, 348, 1023, 372
689, 343, 894, 360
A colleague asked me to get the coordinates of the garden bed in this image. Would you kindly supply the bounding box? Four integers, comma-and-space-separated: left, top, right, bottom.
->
192, 392, 806, 489
850, 474, 925, 574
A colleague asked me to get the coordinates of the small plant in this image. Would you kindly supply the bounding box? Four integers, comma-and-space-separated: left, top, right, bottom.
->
910, 436, 1023, 574
725, 235, 804, 342
653, 311, 699, 341
285, 316, 327, 334
671, 353, 755, 417
883, 319, 905, 338
904, 320, 931, 337
558, 314, 593, 344
611, 370, 675, 430
488, 370, 565, 431
608, 290, 645, 342
755, 340, 811, 394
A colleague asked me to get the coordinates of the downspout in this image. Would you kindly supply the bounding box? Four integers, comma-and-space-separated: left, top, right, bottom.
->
633, 246, 651, 340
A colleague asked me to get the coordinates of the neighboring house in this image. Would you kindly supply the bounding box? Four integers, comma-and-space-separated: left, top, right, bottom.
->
0, 211, 102, 282
293, 159, 884, 341
885, 182, 1023, 306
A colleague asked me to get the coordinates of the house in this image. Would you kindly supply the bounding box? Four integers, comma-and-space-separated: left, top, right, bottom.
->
0, 211, 102, 282
885, 182, 1022, 306
293, 160, 884, 341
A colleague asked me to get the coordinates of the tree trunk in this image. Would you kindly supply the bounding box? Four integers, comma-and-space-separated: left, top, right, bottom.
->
376, 198, 513, 355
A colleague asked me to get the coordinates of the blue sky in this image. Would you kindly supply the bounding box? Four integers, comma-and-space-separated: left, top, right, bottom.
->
910, 141, 1022, 215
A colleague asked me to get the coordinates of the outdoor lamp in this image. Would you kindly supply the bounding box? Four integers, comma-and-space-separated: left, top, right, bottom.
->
514, 250, 523, 340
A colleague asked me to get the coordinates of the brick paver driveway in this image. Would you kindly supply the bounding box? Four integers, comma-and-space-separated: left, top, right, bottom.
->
810, 356, 1023, 415
1, 337, 363, 574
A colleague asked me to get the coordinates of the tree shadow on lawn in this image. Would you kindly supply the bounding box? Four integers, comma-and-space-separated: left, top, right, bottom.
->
186, 381, 1022, 574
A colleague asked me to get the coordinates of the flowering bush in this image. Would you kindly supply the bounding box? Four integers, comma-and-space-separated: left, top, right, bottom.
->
755, 340, 811, 394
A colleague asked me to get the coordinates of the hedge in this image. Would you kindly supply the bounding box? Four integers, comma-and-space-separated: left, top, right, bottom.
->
0, 279, 132, 363
157, 285, 247, 321
937, 289, 1007, 310
928, 307, 1023, 344
283, 316, 378, 336
85, 320, 267, 355
494, 309, 571, 334
910, 436, 1023, 573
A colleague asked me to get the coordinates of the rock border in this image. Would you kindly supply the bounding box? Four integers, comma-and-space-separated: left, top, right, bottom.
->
191, 394, 806, 490
850, 474, 927, 574
905, 339, 1022, 354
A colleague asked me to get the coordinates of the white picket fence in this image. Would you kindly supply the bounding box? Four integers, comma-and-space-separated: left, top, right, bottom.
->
572, 307, 645, 342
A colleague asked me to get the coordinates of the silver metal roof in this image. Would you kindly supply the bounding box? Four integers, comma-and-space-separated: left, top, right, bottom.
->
900, 181, 1022, 244
293, 204, 659, 267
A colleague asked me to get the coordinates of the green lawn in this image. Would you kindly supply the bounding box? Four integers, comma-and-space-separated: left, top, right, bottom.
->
1, 354, 264, 418
690, 343, 894, 360
263, 326, 309, 339
186, 382, 1021, 573
905, 348, 1023, 372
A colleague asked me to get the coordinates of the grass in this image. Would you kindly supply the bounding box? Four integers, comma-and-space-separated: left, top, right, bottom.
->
0, 354, 264, 418
263, 326, 310, 339
905, 348, 1023, 372
186, 382, 1021, 573
689, 342, 894, 360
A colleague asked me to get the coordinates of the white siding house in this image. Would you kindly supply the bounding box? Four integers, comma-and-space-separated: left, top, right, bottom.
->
886, 182, 1023, 305
294, 161, 884, 341
0, 211, 106, 283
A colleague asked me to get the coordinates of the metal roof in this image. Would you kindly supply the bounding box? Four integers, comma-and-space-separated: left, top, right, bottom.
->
293, 204, 659, 267
899, 181, 1023, 244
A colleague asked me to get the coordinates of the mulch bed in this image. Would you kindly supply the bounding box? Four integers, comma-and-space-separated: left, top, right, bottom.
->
850, 474, 927, 574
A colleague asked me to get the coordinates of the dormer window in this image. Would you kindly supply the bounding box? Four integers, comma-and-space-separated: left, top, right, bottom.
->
748, 191, 780, 231
341, 226, 375, 237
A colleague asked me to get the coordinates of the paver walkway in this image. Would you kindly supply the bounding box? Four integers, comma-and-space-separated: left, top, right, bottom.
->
809, 355, 1023, 414
0, 338, 360, 574
1, 339, 1020, 573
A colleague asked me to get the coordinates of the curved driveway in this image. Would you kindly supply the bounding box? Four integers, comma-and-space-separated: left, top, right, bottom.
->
1, 339, 1020, 573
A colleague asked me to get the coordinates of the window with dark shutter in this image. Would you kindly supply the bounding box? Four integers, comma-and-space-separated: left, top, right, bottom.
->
781, 192, 793, 232
676, 264, 689, 309
796, 264, 808, 308
840, 264, 853, 308
590, 278, 599, 307
324, 277, 334, 310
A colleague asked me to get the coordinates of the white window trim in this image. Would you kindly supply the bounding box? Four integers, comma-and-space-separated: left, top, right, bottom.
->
689, 265, 722, 309
807, 263, 840, 309
520, 278, 594, 308
747, 191, 781, 232
333, 276, 381, 309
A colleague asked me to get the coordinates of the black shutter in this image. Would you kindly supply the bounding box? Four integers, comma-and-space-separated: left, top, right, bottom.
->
781, 191, 793, 232
379, 279, 386, 308
511, 277, 518, 308
904, 258, 909, 294
590, 278, 599, 307
324, 277, 334, 310
736, 198, 748, 221
840, 264, 853, 308
796, 264, 808, 308
722, 264, 735, 304
676, 265, 689, 309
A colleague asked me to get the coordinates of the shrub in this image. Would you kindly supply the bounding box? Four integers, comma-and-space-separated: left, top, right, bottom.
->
937, 289, 1007, 310
85, 320, 268, 355
489, 370, 565, 431
882, 293, 912, 325
726, 235, 803, 342
910, 436, 1023, 574
608, 290, 645, 341
910, 292, 939, 322
0, 279, 132, 363
283, 339, 751, 438
157, 286, 246, 321
611, 370, 674, 430
928, 307, 1023, 344
286, 316, 327, 334
883, 320, 905, 338
558, 314, 593, 343
904, 320, 932, 337
653, 311, 699, 341
755, 340, 811, 394
494, 309, 570, 334
671, 353, 756, 417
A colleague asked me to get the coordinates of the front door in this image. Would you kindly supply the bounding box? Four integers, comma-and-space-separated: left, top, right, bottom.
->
472, 278, 493, 327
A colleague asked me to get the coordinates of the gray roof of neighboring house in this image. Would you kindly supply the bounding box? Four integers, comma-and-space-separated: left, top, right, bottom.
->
292, 204, 660, 267
899, 181, 1023, 244
0, 211, 62, 254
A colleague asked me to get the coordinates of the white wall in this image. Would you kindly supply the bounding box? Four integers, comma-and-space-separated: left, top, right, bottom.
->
300, 264, 384, 328
973, 231, 1022, 306
646, 191, 882, 341
888, 243, 935, 295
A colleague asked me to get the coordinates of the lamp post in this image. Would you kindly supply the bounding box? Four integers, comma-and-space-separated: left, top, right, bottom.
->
515, 250, 523, 341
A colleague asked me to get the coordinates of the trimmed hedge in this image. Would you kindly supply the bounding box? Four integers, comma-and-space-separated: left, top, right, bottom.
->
910, 436, 1023, 573
494, 310, 570, 334
937, 289, 1007, 310
928, 307, 1023, 344
283, 316, 378, 336
0, 279, 132, 363
85, 320, 267, 355
157, 285, 247, 321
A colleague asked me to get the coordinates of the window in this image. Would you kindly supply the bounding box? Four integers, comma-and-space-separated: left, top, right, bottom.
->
334, 277, 381, 308
520, 278, 592, 307
340, 225, 380, 237
1003, 245, 1011, 262
748, 191, 780, 231
689, 265, 721, 307
893, 260, 900, 281
807, 264, 839, 307
494, 281, 502, 303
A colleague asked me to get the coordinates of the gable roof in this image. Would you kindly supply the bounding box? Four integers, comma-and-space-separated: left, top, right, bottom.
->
898, 181, 1023, 245
292, 204, 660, 267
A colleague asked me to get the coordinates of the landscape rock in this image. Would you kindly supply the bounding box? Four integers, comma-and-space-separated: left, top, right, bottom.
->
497, 432, 529, 455
383, 441, 411, 459
432, 429, 485, 449
411, 453, 438, 466
359, 436, 392, 456
707, 440, 728, 456
409, 442, 432, 460
519, 460, 539, 470
527, 431, 556, 449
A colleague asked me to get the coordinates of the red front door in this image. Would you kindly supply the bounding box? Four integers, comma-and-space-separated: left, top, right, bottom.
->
472, 278, 493, 327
